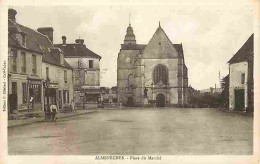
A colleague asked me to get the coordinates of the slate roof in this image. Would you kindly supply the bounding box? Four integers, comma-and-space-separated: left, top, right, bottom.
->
172, 44, 184, 58
228, 34, 254, 64
55, 43, 102, 60
8, 20, 72, 69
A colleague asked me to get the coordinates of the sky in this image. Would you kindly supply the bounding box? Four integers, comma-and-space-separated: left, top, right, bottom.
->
11, 3, 253, 90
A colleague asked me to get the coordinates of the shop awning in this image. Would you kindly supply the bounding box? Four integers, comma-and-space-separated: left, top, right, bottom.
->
84, 89, 101, 94
81, 86, 100, 89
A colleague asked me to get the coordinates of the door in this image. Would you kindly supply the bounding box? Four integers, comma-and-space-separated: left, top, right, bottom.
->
127, 96, 134, 107
235, 89, 245, 111
9, 94, 17, 114
9, 82, 18, 113
156, 93, 165, 107
58, 90, 62, 110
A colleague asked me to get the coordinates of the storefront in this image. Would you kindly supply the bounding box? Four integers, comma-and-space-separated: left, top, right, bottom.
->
82, 86, 101, 103
28, 78, 42, 111
44, 82, 58, 112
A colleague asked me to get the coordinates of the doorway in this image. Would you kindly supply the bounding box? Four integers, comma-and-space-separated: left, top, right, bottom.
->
127, 96, 134, 107
234, 89, 245, 111
156, 93, 165, 107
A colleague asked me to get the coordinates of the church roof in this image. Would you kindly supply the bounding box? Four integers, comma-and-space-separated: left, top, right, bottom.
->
228, 34, 253, 64
141, 25, 179, 59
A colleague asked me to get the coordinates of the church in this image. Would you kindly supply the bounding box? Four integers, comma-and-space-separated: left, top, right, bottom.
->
117, 22, 189, 107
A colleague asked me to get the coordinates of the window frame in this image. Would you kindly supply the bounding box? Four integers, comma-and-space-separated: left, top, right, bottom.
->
89, 60, 94, 69
153, 64, 168, 85
32, 54, 37, 75
46, 67, 49, 79
64, 70, 67, 83
22, 83, 27, 104
241, 73, 245, 84
21, 52, 26, 74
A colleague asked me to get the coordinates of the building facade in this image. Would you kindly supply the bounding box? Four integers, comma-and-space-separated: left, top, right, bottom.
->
117, 23, 189, 107
40, 46, 74, 111
55, 37, 102, 107
8, 9, 44, 113
8, 9, 74, 114
228, 34, 254, 112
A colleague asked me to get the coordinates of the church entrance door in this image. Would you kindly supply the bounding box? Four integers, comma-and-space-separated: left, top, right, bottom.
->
156, 93, 165, 107
127, 96, 134, 107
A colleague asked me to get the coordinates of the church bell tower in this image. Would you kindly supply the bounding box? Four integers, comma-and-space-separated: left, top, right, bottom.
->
124, 24, 136, 45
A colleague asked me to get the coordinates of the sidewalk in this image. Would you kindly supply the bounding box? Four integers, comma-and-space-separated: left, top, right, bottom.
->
8, 109, 97, 128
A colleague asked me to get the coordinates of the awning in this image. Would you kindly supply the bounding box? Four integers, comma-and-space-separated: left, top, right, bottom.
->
85, 89, 101, 94
49, 83, 59, 89
81, 86, 100, 89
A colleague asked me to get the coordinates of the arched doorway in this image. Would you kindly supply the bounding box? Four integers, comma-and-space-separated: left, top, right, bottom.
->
127, 96, 134, 107
156, 93, 165, 107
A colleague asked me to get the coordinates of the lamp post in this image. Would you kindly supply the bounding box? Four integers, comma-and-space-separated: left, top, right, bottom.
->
45, 78, 50, 119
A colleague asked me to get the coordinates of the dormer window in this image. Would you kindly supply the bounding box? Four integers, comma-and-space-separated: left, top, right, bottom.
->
21, 32, 27, 46
22, 35, 25, 46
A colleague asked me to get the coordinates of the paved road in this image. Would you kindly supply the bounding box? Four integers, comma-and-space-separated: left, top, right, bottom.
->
8, 108, 253, 155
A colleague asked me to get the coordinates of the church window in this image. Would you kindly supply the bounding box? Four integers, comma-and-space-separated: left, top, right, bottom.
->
159, 42, 161, 45
153, 64, 168, 85
127, 74, 134, 93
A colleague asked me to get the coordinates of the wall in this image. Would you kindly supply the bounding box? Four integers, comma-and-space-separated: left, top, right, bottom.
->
142, 58, 179, 105
8, 47, 43, 111
42, 62, 74, 108
65, 57, 100, 88
229, 61, 248, 110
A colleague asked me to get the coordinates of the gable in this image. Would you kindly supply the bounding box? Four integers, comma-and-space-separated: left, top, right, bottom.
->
142, 27, 179, 59
228, 34, 253, 64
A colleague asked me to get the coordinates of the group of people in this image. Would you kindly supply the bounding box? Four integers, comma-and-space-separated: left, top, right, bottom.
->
48, 98, 77, 122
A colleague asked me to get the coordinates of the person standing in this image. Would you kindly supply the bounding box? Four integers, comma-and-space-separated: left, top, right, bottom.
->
70, 99, 75, 113
50, 103, 58, 121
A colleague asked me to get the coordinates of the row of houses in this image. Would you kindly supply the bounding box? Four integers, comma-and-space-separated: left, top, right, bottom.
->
8, 9, 101, 114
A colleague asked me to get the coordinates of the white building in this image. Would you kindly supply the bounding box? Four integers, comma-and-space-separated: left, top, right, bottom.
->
55, 37, 102, 107
228, 34, 254, 111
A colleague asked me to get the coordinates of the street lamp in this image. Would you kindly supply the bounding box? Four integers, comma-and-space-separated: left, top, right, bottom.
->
45, 77, 50, 119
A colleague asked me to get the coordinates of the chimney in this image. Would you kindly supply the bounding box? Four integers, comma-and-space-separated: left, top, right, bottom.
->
8, 8, 17, 22
75, 39, 84, 44
62, 36, 66, 45
37, 27, 54, 42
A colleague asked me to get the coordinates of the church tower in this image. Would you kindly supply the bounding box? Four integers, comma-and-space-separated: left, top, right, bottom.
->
124, 24, 136, 45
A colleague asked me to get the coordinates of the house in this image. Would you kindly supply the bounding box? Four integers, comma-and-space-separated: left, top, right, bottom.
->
8, 9, 74, 114
8, 9, 44, 113
117, 23, 189, 107
55, 37, 102, 108
228, 34, 254, 112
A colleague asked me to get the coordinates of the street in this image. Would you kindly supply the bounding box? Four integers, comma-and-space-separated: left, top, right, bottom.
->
8, 108, 253, 155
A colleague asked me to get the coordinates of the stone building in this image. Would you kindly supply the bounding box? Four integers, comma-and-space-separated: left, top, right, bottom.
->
228, 34, 254, 112
8, 9, 74, 113
117, 23, 189, 107
55, 37, 102, 107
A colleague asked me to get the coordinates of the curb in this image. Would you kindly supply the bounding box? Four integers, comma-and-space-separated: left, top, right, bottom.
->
8, 110, 97, 128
